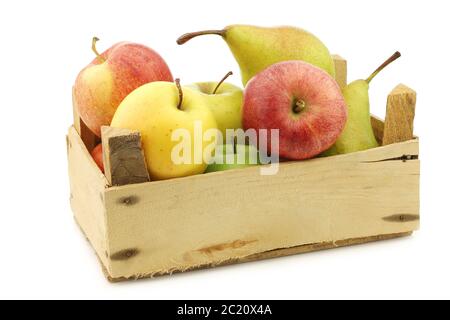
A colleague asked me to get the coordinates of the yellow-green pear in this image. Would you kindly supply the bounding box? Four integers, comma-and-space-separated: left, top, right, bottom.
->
324, 52, 401, 156
187, 72, 243, 142
177, 25, 335, 85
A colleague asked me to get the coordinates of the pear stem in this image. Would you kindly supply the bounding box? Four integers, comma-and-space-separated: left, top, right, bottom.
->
175, 78, 183, 110
212, 71, 233, 94
91, 37, 106, 63
366, 51, 401, 83
177, 30, 226, 45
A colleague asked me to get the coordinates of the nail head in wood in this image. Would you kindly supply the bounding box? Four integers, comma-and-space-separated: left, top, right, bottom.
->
110, 248, 140, 261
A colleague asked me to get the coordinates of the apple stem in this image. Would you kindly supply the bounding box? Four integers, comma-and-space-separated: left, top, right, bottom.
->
212, 71, 233, 94
175, 78, 183, 110
293, 99, 306, 114
177, 30, 226, 45
91, 37, 106, 63
366, 51, 401, 83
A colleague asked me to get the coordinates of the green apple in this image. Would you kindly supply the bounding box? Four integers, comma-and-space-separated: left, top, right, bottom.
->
206, 144, 260, 173
111, 80, 218, 181
187, 72, 243, 142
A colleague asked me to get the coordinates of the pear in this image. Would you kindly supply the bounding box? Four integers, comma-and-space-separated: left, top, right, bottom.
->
324, 52, 401, 156
177, 25, 335, 85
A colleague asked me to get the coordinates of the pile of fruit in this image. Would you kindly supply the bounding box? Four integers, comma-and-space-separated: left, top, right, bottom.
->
73, 24, 401, 181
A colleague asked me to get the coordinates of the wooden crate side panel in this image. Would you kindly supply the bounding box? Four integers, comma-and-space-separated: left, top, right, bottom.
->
106, 232, 412, 282
67, 127, 110, 272
329, 160, 419, 239
103, 140, 419, 279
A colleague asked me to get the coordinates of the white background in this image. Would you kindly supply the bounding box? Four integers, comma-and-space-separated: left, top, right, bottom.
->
0, 0, 449, 300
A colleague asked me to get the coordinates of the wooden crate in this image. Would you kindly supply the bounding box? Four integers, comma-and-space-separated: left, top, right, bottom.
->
67, 56, 419, 282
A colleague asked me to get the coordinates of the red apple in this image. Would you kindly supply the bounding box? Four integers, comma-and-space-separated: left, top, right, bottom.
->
242, 60, 347, 160
91, 143, 104, 173
73, 38, 173, 137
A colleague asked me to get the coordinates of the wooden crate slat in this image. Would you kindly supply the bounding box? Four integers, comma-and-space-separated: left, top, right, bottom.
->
101, 139, 419, 280
383, 84, 417, 145
67, 127, 110, 274
101, 126, 150, 187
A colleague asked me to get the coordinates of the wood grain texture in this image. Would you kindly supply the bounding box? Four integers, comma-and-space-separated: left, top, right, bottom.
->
101, 139, 419, 280
101, 126, 150, 187
332, 55, 347, 89
383, 84, 417, 145
67, 127, 110, 273
104, 232, 412, 282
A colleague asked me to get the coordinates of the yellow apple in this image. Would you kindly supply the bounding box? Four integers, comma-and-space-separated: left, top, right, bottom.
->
187, 77, 243, 142
111, 81, 218, 180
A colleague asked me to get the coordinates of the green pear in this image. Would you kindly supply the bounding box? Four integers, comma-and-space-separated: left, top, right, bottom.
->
187, 72, 243, 142
177, 25, 335, 85
324, 52, 401, 156
205, 144, 260, 173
